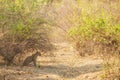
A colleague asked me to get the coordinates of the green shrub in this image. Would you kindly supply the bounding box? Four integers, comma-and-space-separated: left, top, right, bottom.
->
68, 0, 120, 79
0, 0, 53, 65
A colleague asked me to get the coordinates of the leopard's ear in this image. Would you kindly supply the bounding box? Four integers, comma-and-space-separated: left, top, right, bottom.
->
36, 50, 41, 56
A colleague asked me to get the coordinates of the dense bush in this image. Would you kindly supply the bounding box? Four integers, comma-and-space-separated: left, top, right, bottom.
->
68, 0, 120, 79
0, 0, 53, 65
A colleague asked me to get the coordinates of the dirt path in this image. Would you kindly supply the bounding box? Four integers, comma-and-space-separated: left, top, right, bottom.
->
0, 42, 103, 80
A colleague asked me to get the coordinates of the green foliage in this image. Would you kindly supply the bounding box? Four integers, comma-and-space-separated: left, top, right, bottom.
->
68, 0, 120, 47
11, 22, 31, 39
0, 0, 49, 41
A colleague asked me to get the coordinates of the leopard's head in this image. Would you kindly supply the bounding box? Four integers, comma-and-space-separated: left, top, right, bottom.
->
36, 51, 41, 56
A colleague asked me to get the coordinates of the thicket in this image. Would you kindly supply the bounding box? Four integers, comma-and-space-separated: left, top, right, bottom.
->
0, 0, 53, 65
67, 0, 120, 79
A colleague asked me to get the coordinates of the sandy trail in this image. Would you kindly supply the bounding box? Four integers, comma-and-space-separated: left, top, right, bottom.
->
0, 42, 103, 80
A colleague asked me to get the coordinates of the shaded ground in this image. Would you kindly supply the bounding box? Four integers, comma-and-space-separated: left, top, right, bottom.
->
0, 42, 103, 80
